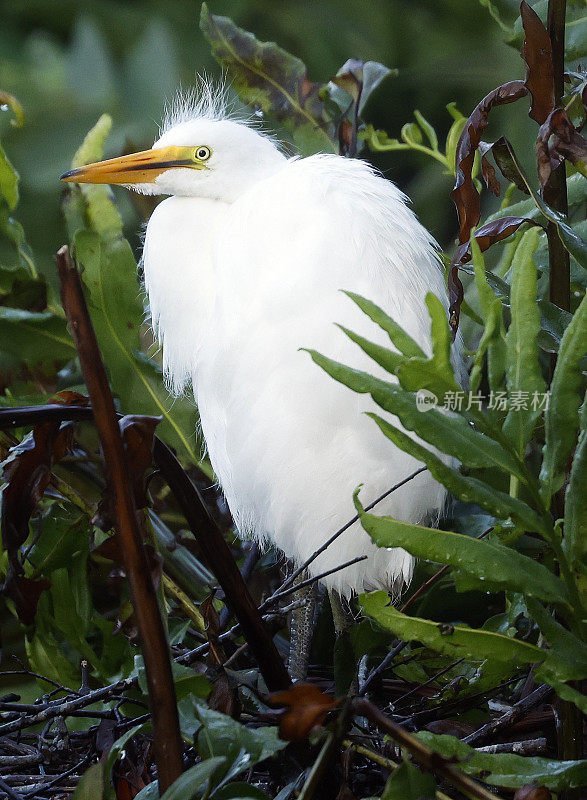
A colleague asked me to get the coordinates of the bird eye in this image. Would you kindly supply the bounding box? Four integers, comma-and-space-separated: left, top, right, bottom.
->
194, 146, 211, 162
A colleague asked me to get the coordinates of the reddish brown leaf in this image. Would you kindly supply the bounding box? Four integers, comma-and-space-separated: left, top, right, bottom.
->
487, 137, 531, 195
95, 415, 161, 530
200, 591, 225, 666
514, 782, 552, 800
474, 216, 541, 254
49, 391, 90, 406
4, 575, 51, 626
536, 107, 586, 187
332, 58, 364, 104
2, 422, 58, 559
481, 154, 500, 197
119, 415, 161, 508
521, 1, 555, 125
452, 81, 528, 246
0, 415, 76, 623
268, 683, 339, 741
447, 261, 465, 335
336, 784, 356, 800
207, 668, 241, 718
111, 735, 151, 800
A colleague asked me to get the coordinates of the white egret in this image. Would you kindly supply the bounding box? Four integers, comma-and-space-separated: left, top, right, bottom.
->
62, 88, 463, 679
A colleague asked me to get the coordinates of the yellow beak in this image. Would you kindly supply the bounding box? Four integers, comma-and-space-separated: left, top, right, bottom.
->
60, 145, 205, 185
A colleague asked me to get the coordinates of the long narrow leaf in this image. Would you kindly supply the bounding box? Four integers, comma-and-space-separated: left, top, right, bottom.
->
336, 325, 406, 375
503, 227, 545, 454
563, 395, 586, 564
367, 413, 548, 534
354, 491, 569, 606
360, 591, 544, 666
525, 598, 587, 681
540, 293, 587, 501
470, 234, 506, 393
343, 291, 426, 357
415, 731, 587, 791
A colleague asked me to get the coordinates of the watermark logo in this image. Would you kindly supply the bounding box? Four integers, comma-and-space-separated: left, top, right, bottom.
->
415, 390, 551, 413
416, 389, 439, 412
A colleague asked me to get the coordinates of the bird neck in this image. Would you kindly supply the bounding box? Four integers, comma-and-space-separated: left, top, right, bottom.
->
204, 149, 288, 204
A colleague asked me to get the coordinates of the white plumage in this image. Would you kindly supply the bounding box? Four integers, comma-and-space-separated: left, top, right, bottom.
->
64, 89, 462, 599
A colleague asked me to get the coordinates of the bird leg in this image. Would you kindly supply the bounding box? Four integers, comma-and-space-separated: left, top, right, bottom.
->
329, 589, 355, 636
288, 572, 319, 682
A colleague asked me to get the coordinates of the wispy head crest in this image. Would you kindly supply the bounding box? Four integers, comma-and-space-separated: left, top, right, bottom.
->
161, 75, 233, 134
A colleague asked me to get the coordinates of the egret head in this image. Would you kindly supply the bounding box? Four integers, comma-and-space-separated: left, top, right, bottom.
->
60, 89, 286, 202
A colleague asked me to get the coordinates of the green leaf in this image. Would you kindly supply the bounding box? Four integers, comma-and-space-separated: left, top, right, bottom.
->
357, 61, 395, 116
536, 674, 587, 714
104, 724, 149, 800
63, 117, 206, 472
0, 140, 19, 211
71, 113, 113, 171
29, 509, 90, 578
25, 595, 82, 689
148, 510, 215, 593
0, 307, 75, 367
469, 233, 506, 393
477, 0, 515, 35
177, 696, 286, 763
211, 783, 271, 800
483, 173, 586, 228
355, 491, 569, 606
342, 292, 426, 358
335, 326, 406, 376
360, 591, 545, 667
0, 206, 37, 277
537, 299, 574, 354
160, 758, 226, 800
0, 91, 25, 128
199, 4, 335, 156
503, 227, 546, 455
445, 115, 467, 176
540, 293, 587, 500
381, 759, 437, 800
525, 598, 587, 681
413, 110, 438, 151
366, 414, 547, 534
72, 762, 104, 800
133, 783, 159, 800
50, 562, 98, 663
416, 731, 587, 790
564, 395, 587, 564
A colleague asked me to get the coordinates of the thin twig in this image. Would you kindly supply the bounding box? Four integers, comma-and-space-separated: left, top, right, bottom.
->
359, 640, 408, 696
393, 658, 465, 707
475, 738, 547, 756
262, 555, 368, 608
464, 683, 552, 745
400, 565, 450, 613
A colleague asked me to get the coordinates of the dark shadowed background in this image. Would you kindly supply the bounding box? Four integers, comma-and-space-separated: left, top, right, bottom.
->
0, 0, 533, 282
